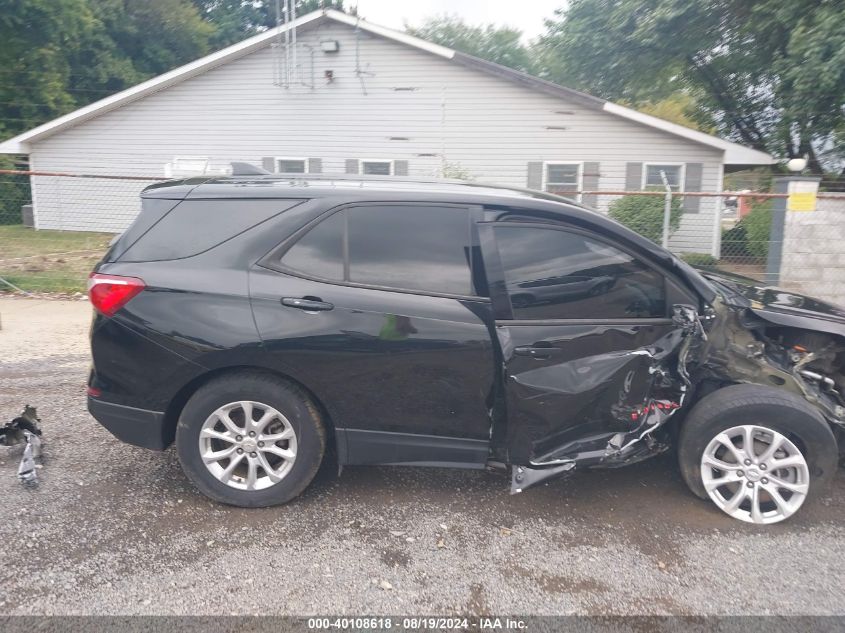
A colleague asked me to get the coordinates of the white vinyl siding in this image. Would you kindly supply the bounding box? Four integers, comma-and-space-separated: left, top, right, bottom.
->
27, 21, 724, 252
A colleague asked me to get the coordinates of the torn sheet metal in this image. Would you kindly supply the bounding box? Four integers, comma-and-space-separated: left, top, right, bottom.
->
693, 299, 845, 426
505, 306, 705, 493
511, 462, 575, 493
1, 405, 43, 484
506, 275, 845, 494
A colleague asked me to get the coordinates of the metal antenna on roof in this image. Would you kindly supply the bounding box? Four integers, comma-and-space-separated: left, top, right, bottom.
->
272, 0, 284, 87
272, 0, 294, 87
272, 0, 311, 89
291, 0, 297, 84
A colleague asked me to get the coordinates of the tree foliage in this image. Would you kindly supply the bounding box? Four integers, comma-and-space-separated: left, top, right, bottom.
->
0, 0, 344, 142
0, 0, 214, 141
537, 0, 845, 170
626, 93, 717, 134
191, 0, 343, 49
406, 15, 535, 74
608, 194, 683, 244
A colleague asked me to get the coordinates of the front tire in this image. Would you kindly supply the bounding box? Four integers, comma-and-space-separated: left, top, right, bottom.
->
176, 372, 326, 507
678, 384, 838, 524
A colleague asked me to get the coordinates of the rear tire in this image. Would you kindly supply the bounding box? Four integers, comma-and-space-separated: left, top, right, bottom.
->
678, 384, 838, 524
176, 371, 326, 507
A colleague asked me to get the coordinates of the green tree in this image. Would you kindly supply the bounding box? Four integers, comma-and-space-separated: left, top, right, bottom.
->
537, 0, 845, 170
626, 93, 717, 135
0, 0, 99, 139
192, 0, 344, 50
0, 0, 215, 141
406, 15, 535, 74
608, 194, 683, 244
0, 0, 215, 222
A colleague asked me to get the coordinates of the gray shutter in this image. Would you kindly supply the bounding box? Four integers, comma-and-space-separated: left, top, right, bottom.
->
625, 162, 643, 191
393, 160, 408, 176
526, 161, 543, 190
683, 162, 703, 213
345, 159, 359, 174
308, 158, 322, 174
581, 162, 600, 207
262, 157, 276, 173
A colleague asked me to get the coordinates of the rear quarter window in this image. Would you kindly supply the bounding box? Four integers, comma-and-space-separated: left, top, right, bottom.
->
118, 199, 303, 262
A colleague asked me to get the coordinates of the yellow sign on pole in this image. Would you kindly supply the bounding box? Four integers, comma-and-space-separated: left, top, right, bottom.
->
788, 191, 817, 212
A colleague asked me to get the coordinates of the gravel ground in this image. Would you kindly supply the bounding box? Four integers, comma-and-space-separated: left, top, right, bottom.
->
1, 296, 844, 616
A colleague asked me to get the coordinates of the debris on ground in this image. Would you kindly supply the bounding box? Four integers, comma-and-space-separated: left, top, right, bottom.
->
1, 405, 43, 484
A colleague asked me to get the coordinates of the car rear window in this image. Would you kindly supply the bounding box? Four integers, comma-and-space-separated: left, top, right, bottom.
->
118, 199, 303, 262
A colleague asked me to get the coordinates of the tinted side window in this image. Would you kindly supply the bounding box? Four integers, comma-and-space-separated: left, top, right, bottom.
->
495, 226, 666, 319
280, 205, 475, 296
347, 205, 473, 296
280, 211, 344, 280
120, 199, 302, 262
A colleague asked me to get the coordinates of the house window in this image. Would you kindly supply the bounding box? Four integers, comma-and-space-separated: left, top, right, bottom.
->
276, 157, 308, 174
644, 164, 684, 191
544, 163, 581, 199
361, 160, 393, 176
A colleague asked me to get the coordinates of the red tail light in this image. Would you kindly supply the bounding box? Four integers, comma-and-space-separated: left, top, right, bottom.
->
88, 273, 146, 317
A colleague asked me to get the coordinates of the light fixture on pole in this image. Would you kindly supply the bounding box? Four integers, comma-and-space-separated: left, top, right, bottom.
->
786, 157, 808, 173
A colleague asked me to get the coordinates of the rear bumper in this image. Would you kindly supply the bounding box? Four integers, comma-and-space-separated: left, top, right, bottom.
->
88, 396, 170, 450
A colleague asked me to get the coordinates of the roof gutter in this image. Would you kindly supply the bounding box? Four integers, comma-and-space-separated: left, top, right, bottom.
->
602, 102, 775, 165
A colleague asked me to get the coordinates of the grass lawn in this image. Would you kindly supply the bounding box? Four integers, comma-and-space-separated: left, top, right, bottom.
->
0, 225, 114, 293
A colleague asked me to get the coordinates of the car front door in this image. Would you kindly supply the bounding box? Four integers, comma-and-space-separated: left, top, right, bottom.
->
250, 202, 496, 467
479, 218, 694, 466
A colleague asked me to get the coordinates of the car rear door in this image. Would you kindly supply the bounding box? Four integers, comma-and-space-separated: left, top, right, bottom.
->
250, 202, 496, 467
478, 217, 694, 465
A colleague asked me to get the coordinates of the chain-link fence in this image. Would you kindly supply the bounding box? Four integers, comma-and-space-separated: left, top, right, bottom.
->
0, 170, 160, 295
1, 169, 844, 306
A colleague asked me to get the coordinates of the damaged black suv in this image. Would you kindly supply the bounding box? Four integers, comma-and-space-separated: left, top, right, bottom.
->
88, 172, 844, 524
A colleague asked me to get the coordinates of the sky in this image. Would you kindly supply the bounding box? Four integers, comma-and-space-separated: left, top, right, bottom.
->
351, 0, 567, 40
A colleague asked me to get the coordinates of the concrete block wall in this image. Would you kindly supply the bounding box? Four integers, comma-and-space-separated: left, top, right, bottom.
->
779, 192, 845, 307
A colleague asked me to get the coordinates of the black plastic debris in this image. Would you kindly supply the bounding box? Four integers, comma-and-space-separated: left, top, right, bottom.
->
1, 405, 43, 484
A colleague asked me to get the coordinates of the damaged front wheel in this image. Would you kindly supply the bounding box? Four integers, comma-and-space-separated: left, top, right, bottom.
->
678, 384, 838, 525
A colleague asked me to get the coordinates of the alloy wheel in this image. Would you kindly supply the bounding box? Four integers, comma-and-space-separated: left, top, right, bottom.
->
700, 424, 809, 524
199, 400, 298, 491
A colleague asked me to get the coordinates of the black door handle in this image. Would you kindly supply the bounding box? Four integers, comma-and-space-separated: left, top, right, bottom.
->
281, 297, 334, 311
514, 345, 560, 359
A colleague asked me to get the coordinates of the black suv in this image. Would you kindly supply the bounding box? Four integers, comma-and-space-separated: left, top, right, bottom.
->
88, 173, 845, 524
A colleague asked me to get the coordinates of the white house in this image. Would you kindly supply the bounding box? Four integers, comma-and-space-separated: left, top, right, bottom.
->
0, 9, 772, 254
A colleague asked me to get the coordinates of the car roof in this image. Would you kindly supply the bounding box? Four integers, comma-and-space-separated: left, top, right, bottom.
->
141, 173, 594, 209
139, 173, 716, 302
